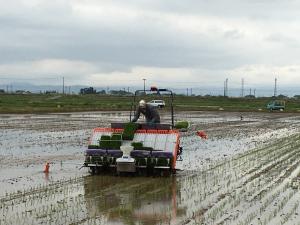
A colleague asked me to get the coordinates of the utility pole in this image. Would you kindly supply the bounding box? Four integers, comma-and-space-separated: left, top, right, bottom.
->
62, 77, 65, 95
142, 78, 146, 94
274, 78, 277, 97
226, 78, 228, 96
241, 78, 244, 97
224, 78, 228, 97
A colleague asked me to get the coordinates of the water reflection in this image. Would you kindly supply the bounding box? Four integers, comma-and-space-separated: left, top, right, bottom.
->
83, 175, 186, 225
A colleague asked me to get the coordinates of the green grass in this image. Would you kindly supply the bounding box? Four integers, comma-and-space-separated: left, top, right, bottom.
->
0, 93, 300, 113
0, 94, 132, 113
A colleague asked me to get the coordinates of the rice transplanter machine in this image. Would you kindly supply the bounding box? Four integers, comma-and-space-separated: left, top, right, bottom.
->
83, 88, 183, 175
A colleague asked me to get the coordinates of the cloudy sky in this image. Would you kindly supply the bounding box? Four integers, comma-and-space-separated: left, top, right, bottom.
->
1, 0, 300, 91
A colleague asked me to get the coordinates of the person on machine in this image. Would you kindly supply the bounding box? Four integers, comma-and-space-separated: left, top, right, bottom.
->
132, 100, 160, 123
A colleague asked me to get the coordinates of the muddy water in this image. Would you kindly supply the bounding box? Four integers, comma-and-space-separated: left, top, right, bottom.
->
1, 111, 300, 224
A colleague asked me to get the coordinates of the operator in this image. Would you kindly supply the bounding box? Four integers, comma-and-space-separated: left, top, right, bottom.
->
132, 100, 160, 123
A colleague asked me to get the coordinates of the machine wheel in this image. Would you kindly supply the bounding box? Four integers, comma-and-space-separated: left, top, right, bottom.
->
160, 169, 171, 177
89, 167, 96, 175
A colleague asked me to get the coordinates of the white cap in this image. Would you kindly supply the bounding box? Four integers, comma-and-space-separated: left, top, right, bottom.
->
139, 100, 146, 108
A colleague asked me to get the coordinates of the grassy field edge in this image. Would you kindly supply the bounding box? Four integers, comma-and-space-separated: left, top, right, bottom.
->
0, 94, 299, 114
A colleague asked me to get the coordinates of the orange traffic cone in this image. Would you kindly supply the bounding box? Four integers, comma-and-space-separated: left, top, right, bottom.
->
44, 162, 50, 173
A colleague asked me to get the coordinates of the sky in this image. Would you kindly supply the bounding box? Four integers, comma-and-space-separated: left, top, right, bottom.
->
1, 0, 300, 92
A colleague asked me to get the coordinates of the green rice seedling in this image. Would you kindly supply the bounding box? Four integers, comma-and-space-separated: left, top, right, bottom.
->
122, 122, 139, 140
174, 121, 189, 129
141, 146, 153, 151
131, 142, 153, 151
88, 145, 99, 149
99, 135, 111, 149
110, 133, 122, 150
131, 142, 143, 150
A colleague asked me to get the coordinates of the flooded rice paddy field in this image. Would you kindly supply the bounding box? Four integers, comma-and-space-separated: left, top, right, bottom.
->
1, 111, 300, 225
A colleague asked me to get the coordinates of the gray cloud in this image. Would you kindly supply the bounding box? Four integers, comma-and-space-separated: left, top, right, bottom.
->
0, 0, 300, 87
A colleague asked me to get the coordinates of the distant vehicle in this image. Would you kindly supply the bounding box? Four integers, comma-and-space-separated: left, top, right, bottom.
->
148, 100, 166, 108
267, 100, 285, 111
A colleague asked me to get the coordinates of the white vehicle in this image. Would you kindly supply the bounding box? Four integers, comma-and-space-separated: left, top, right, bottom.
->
148, 100, 166, 108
